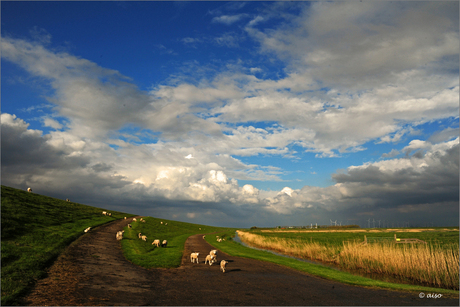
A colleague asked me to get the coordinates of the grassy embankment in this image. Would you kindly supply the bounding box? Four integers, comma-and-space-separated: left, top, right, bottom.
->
120, 218, 237, 268
204, 230, 459, 298
1, 185, 135, 306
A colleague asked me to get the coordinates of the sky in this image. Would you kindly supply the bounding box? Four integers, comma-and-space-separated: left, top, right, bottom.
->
1, 1, 459, 228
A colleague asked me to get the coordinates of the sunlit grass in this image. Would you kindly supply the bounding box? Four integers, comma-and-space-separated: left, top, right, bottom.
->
237, 230, 459, 290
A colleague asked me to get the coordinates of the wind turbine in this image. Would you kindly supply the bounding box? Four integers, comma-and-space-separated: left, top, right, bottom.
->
367, 218, 371, 228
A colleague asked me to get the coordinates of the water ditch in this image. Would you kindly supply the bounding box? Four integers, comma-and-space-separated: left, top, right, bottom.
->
232, 232, 436, 288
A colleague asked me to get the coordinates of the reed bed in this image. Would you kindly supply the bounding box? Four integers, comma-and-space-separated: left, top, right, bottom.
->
339, 241, 459, 290
236, 230, 459, 290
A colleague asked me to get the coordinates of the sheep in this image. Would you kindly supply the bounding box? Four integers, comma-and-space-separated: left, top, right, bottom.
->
128, 224, 132, 228
140, 218, 143, 221
138, 233, 142, 239
160, 221, 163, 224
190, 252, 199, 263
210, 250, 218, 258
141, 235, 147, 241
161, 240, 168, 247
116, 231, 123, 241
152, 239, 161, 247
220, 260, 228, 273
66, 198, 70, 202
108, 213, 112, 216
84, 227, 91, 233
27, 187, 32, 192
205, 254, 216, 265
124, 217, 127, 220
217, 238, 222, 242
165, 223, 168, 226
102, 211, 107, 215
133, 218, 137, 221
142, 220, 146, 223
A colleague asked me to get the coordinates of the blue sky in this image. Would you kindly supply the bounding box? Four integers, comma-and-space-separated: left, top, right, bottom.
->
2, 1, 459, 228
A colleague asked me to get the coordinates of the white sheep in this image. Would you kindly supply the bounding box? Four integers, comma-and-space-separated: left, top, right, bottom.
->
128, 224, 132, 228
152, 239, 160, 247
165, 223, 168, 225
205, 254, 216, 265
160, 221, 163, 224
133, 218, 137, 221
124, 217, 127, 220
84, 227, 91, 233
66, 198, 70, 202
108, 213, 112, 216
141, 235, 147, 241
27, 187, 32, 192
190, 252, 199, 263
217, 238, 222, 242
142, 220, 146, 223
220, 260, 228, 273
102, 211, 107, 215
116, 231, 123, 241
161, 240, 168, 247
138, 233, 142, 239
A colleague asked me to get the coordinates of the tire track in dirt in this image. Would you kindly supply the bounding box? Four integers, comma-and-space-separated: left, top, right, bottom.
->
24, 218, 458, 306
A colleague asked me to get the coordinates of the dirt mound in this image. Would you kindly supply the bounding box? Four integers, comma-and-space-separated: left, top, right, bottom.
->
23, 218, 458, 306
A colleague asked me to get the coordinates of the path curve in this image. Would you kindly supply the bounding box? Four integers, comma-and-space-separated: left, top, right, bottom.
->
24, 218, 458, 306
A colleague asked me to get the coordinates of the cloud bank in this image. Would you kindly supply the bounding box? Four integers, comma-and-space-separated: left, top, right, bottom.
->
2, 1, 458, 227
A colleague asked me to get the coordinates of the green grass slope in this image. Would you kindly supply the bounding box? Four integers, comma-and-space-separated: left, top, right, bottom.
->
1, 185, 134, 306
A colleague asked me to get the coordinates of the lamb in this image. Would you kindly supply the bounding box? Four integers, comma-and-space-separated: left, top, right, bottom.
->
161, 240, 168, 247
27, 187, 32, 192
152, 239, 160, 247
141, 235, 147, 241
205, 254, 216, 265
220, 260, 228, 273
190, 252, 199, 263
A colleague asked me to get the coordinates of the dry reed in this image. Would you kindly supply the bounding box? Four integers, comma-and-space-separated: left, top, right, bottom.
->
237, 231, 459, 290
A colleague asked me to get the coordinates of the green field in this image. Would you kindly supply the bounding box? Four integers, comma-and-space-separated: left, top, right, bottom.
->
248, 228, 459, 247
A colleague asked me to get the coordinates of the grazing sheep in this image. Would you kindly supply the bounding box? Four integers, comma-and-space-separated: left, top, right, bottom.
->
133, 218, 137, 221
138, 233, 142, 239
27, 187, 32, 192
66, 198, 70, 202
161, 240, 168, 247
210, 250, 218, 258
165, 223, 168, 226
190, 252, 199, 263
220, 260, 228, 273
141, 235, 147, 241
108, 213, 112, 216
116, 231, 123, 241
217, 238, 222, 242
128, 224, 132, 228
161, 221, 163, 224
102, 211, 107, 215
199, 228, 201, 230
205, 254, 216, 265
152, 239, 161, 247
142, 220, 146, 223
84, 227, 91, 233
203, 235, 206, 239
124, 217, 127, 219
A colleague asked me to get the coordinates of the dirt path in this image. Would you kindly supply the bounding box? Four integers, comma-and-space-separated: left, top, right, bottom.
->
24, 218, 458, 306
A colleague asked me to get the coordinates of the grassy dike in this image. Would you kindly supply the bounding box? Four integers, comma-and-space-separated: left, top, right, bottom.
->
205, 231, 459, 298
1, 185, 135, 306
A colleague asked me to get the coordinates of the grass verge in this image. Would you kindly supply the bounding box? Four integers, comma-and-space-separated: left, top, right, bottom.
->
204, 231, 459, 298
